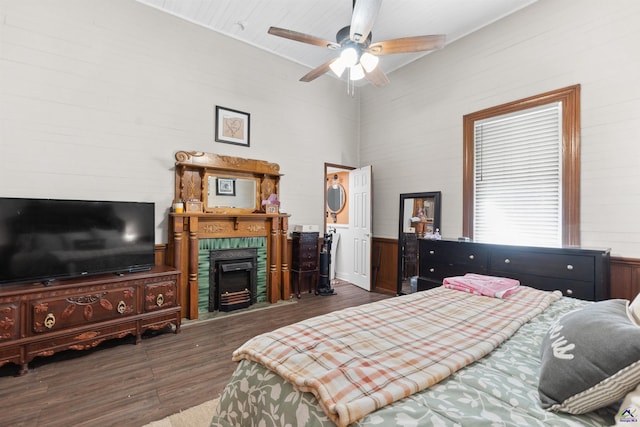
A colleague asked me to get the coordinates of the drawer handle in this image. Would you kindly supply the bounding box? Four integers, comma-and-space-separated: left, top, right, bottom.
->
429, 250, 435, 255
469, 255, 474, 260
429, 268, 435, 273
504, 259, 510, 264
117, 301, 126, 314
566, 289, 574, 295
566, 264, 574, 270
44, 313, 56, 329
156, 293, 164, 307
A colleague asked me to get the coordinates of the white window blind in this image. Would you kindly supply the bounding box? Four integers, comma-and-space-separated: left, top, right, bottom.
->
474, 102, 562, 246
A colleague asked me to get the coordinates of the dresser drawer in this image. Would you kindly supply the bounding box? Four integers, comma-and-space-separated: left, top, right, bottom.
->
420, 241, 488, 272
298, 260, 318, 270
490, 250, 594, 282
293, 249, 318, 270
419, 263, 488, 283
544, 280, 595, 300
297, 248, 318, 259
502, 273, 595, 300
26, 321, 138, 356
0, 303, 19, 342
144, 280, 178, 312
295, 232, 319, 243
31, 287, 136, 334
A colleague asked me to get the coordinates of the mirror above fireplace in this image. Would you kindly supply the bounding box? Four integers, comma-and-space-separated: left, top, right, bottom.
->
205, 174, 259, 211
173, 151, 282, 215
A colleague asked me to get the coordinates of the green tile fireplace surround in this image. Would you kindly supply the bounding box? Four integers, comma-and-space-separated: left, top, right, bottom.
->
197, 237, 267, 313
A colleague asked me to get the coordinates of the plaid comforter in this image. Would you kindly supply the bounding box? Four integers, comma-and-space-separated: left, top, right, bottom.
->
232, 286, 561, 427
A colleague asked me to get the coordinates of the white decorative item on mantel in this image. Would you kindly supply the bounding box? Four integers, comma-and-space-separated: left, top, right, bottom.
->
293, 224, 319, 233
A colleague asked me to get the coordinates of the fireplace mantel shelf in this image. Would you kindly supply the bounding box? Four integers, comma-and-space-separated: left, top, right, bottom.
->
170, 213, 289, 218
171, 213, 289, 230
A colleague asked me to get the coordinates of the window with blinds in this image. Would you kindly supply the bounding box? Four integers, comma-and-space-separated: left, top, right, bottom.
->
473, 102, 562, 246
463, 85, 580, 247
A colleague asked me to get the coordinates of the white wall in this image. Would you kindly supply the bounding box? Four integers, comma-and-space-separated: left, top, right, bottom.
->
0, 0, 359, 242
2, 0, 639, 259
360, 0, 640, 258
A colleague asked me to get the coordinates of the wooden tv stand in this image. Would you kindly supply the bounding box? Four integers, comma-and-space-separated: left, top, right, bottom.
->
0, 265, 180, 375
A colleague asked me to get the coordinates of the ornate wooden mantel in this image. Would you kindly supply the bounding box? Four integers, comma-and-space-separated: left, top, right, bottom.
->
168, 151, 290, 319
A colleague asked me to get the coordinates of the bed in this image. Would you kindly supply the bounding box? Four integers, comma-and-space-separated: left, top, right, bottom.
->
211, 283, 640, 426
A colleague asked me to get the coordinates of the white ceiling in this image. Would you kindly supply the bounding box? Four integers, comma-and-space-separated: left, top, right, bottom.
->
135, 0, 538, 83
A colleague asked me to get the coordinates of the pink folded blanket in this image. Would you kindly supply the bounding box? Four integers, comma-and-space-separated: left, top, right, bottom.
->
443, 273, 521, 299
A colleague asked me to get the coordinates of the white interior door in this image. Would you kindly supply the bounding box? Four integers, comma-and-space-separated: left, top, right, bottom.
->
348, 165, 372, 290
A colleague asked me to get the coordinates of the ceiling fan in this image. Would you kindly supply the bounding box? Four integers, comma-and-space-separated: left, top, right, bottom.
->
267, 0, 446, 88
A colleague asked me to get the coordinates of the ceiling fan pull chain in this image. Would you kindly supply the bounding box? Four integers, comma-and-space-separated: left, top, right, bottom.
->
347, 68, 355, 97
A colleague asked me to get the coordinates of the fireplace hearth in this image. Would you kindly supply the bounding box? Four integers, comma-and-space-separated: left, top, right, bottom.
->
209, 248, 258, 312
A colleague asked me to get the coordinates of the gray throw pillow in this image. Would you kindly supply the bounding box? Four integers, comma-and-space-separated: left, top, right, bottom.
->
538, 299, 640, 414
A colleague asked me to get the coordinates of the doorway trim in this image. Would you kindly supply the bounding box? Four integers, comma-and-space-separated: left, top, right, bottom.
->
323, 163, 356, 232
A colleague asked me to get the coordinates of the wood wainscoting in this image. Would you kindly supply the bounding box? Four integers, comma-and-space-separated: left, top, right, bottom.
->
155, 243, 168, 267
610, 257, 640, 299
160, 239, 400, 298
161, 241, 639, 299
372, 237, 399, 294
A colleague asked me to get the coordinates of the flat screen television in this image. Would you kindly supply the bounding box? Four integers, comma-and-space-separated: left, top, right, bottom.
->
0, 197, 155, 285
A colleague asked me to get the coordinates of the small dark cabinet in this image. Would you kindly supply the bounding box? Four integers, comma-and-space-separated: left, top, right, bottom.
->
418, 239, 610, 301
291, 232, 319, 298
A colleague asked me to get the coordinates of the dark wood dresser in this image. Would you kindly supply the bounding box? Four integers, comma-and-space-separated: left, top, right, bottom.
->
418, 239, 610, 301
291, 232, 319, 298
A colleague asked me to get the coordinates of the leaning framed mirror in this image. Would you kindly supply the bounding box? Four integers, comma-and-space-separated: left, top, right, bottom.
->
397, 191, 442, 295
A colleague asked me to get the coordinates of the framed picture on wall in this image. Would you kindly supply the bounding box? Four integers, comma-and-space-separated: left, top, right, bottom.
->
216, 178, 236, 196
215, 106, 250, 147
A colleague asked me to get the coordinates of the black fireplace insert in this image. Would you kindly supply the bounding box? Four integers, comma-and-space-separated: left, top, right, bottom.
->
209, 248, 258, 312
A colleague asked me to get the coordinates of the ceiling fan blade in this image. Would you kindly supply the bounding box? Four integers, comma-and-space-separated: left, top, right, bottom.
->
350, 0, 383, 42
364, 65, 390, 88
300, 57, 340, 82
368, 35, 446, 55
268, 27, 340, 49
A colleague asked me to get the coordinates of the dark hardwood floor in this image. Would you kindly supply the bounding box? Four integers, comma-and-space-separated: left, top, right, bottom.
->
0, 282, 392, 427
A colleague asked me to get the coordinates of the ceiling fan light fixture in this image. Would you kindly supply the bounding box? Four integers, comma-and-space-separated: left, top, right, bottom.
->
350, 63, 365, 81
267, 2, 444, 91
340, 46, 359, 67
329, 59, 346, 77
360, 52, 379, 72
